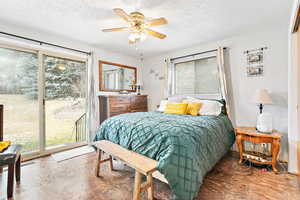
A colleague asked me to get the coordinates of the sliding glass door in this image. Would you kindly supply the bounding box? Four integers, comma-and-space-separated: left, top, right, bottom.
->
0, 47, 39, 153
43, 55, 87, 149
0, 45, 87, 156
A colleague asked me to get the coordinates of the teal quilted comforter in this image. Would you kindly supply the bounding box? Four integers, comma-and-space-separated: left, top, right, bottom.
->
94, 111, 235, 200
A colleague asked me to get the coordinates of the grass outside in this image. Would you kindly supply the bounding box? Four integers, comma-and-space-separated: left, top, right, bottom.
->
0, 95, 86, 152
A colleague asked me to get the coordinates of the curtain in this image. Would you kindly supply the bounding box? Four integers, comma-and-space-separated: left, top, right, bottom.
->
165, 58, 174, 97
86, 52, 99, 143
217, 47, 227, 100
217, 47, 235, 125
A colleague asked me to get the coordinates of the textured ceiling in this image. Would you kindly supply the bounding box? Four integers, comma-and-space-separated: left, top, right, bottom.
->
0, 0, 293, 58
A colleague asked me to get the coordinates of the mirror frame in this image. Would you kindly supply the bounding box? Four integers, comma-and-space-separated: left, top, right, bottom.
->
99, 60, 137, 92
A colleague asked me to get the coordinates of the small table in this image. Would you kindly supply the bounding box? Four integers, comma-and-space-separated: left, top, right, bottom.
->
0, 144, 22, 199
235, 127, 282, 172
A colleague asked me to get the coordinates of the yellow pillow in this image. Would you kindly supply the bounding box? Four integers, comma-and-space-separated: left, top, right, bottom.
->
182, 100, 203, 116
164, 103, 188, 115
0, 141, 11, 152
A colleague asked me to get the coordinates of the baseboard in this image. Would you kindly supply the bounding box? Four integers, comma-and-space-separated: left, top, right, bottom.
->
289, 172, 300, 176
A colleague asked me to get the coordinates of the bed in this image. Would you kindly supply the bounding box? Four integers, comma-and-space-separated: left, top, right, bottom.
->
94, 102, 235, 200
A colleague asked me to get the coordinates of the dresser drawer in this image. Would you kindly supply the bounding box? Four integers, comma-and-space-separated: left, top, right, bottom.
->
109, 96, 131, 104
110, 104, 129, 113
110, 111, 125, 117
131, 96, 147, 104
130, 107, 148, 113
130, 104, 148, 111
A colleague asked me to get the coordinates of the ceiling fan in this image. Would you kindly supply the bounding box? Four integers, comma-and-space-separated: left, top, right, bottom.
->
102, 8, 168, 44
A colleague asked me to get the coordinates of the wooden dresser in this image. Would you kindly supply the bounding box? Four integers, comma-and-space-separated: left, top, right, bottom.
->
99, 95, 148, 124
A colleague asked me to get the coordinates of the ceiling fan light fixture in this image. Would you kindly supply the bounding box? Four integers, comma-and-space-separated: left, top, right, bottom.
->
128, 31, 147, 43
139, 32, 147, 41
103, 8, 167, 43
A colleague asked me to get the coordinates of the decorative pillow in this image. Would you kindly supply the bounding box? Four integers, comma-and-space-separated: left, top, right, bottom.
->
157, 100, 168, 112
182, 100, 203, 116
185, 97, 223, 116
0, 141, 11, 152
164, 103, 188, 115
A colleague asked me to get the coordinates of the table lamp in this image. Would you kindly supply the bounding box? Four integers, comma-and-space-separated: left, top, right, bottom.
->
252, 89, 273, 133
136, 81, 143, 95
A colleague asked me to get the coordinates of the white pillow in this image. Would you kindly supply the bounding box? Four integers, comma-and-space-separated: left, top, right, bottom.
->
167, 96, 186, 103
200, 100, 222, 116
186, 97, 223, 116
157, 100, 168, 112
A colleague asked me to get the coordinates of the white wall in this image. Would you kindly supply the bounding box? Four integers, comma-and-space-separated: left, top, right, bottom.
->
142, 26, 289, 161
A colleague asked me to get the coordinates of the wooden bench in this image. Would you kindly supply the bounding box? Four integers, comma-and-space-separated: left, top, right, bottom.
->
94, 140, 158, 200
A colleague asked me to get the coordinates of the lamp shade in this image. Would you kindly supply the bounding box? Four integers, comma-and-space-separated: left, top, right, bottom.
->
252, 89, 273, 105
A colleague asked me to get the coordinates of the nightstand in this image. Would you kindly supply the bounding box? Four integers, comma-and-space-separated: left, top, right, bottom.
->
235, 126, 282, 172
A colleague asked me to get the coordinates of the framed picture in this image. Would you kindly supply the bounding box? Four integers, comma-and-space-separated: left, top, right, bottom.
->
247, 65, 263, 77
247, 52, 263, 65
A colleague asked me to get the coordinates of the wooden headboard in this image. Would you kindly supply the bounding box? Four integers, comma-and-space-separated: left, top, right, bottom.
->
0, 105, 3, 141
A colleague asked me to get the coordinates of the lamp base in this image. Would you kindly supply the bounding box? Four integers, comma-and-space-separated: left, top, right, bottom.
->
257, 113, 273, 133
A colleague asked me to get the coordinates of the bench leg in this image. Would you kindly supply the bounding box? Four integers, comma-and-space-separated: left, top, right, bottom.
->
95, 150, 114, 177
16, 156, 21, 183
133, 171, 142, 200
147, 174, 154, 200
7, 163, 15, 199
95, 149, 102, 177
109, 155, 113, 171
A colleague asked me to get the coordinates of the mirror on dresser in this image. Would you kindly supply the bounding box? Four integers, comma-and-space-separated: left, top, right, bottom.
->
99, 60, 137, 92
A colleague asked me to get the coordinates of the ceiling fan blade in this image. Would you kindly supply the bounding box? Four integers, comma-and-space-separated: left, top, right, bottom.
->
113, 8, 132, 22
102, 27, 128, 32
147, 18, 168, 26
145, 28, 166, 39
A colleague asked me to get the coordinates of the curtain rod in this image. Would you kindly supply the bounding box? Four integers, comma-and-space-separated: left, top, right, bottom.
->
170, 47, 227, 61
0, 31, 91, 55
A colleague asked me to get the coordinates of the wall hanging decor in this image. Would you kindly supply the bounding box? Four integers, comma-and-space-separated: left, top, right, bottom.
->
244, 47, 267, 77
149, 69, 165, 80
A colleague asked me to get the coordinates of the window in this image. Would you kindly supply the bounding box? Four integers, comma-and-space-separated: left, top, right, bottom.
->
174, 56, 221, 95
168, 48, 233, 121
